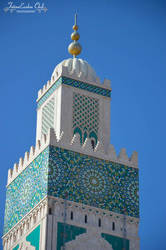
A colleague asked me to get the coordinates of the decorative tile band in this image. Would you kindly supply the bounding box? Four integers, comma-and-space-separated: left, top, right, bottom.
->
3, 148, 49, 235
4, 145, 139, 235
37, 77, 111, 108
48, 146, 139, 218
62, 77, 111, 98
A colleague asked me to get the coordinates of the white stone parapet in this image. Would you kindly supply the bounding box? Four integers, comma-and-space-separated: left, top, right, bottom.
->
37, 65, 111, 102
7, 128, 138, 186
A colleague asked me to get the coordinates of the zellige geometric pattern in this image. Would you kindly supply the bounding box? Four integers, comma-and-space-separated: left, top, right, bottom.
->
4, 146, 139, 235
48, 146, 139, 218
3, 148, 49, 235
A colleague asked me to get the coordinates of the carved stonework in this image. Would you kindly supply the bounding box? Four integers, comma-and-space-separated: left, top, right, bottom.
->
19, 239, 35, 250
63, 230, 113, 250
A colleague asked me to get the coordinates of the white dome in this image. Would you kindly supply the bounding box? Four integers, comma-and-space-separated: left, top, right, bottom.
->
52, 58, 97, 82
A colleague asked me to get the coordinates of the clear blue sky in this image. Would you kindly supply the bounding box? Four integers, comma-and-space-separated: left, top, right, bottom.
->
0, 0, 166, 249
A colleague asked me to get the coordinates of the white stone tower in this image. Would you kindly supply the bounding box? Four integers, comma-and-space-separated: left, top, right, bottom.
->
3, 16, 140, 250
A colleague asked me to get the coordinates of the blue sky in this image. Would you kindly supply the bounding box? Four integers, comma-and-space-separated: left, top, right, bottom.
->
0, 0, 166, 249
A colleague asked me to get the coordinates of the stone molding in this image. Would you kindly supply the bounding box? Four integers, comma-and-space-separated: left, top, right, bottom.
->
3, 195, 140, 249
64, 230, 113, 250
49, 196, 139, 227
18, 240, 35, 250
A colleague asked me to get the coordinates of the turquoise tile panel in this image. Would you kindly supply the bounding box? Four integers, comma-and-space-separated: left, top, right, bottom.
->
101, 233, 129, 250
26, 225, 40, 250
4, 148, 49, 235
4, 145, 139, 236
57, 222, 86, 250
48, 146, 139, 218
62, 77, 111, 97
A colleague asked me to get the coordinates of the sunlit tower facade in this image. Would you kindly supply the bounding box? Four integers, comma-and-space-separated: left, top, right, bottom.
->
3, 16, 140, 250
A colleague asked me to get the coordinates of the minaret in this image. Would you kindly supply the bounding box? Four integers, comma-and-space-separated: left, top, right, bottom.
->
3, 16, 140, 250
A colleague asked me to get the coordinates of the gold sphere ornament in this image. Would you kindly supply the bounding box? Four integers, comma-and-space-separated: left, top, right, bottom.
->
73, 24, 78, 30
68, 41, 82, 56
71, 31, 80, 41
68, 14, 82, 57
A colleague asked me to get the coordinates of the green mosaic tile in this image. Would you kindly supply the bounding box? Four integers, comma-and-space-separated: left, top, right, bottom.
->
4, 148, 49, 235
4, 146, 139, 235
48, 146, 139, 218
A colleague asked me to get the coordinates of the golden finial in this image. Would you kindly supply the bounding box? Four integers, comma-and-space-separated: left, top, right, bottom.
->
68, 14, 82, 57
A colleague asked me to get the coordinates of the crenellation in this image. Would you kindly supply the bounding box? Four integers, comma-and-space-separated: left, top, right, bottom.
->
118, 148, 129, 163
42, 84, 46, 93
96, 77, 101, 84
107, 144, 117, 161
29, 145, 35, 159
130, 151, 138, 167
51, 75, 55, 83
7, 169, 12, 185
47, 127, 57, 146
36, 139, 41, 151
23, 152, 29, 167
36, 73, 111, 106
13, 163, 18, 174
7, 128, 138, 186
18, 157, 24, 171
37, 88, 43, 99
103, 78, 111, 88
41, 133, 47, 145
46, 80, 51, 88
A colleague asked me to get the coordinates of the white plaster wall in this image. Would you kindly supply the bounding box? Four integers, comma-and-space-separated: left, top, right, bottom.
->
50, 198, 140, 250
60, 85, 73, 143
36, 78, 111, 151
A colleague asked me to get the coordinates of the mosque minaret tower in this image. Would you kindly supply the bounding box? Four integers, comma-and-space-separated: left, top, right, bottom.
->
3, 15, 140, 250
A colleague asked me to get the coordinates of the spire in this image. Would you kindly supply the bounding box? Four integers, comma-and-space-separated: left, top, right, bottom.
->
68, 14, 82, 58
